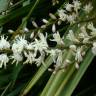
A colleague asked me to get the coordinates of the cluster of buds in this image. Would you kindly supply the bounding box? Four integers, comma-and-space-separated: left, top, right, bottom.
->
57, 0, 93, 24
52, 0, 59, 6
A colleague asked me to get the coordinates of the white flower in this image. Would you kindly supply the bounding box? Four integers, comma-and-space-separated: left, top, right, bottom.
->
47, 49, 57, 62
73, 0, 81, 13
38, 32, 48, 45
69, 45, 77, 56
57, 20, 62, 25
91, 32, 96, 37
23, 27, 29, 32
56, 50, 63, 66
67, 13, 77, 24
0, 36, 10, 50
67, 30, 79, 43
25, 43, 34, 50
35, 52, 45, 67
65, 59, 71, 64
80, 26, 87, 33
52, 31, 64, 45
10, 2, 13, 6
47, 49, 62, 63
52, 0, 59, 6
84, 3, 93, 13
92, 42, 96, 55
41, 25, 47, 29
24, 51, 35, 64
65, 3, 73, 12
79, 26, 90, 43
75, 62, 79, 69
30, 32, 34, 39
33, 39, 48, 55
32, 21, 38, 28
12, 43, 24, 54
62, 59, 71, 69
0, 54, 9, 68
8, 29, 14, 33
69, 45, 77, 51
42, 19, 49, 24
11, 53, 23, 65
47, 49, 60, 63
53, 50, 63, 73
83, 38, 90, 44
79, 26, 89, 39
49, 13, 57, 20
75, 47, 83, 62
87, 22, 96, 31
12, 36, 27, 54
58, 9, 67, 21
17, 36, 28, 46
32, 33, 48, 54
52, 24, 56, 33
87, 22, 96, 36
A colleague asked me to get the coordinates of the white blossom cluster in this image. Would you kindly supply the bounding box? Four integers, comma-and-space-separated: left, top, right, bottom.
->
1, 22, 96, 70
0, 0, 95, 73
56, 0, 93, 24
66, 22, 96, 68
41, 0, 93, 40
0, 31, 64, 69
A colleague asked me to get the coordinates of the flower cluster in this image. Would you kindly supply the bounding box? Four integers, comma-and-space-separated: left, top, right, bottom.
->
0, 31, 64, 69
57, 0, 93, 24
1, 22, 96, 70
0, 0, 95, 74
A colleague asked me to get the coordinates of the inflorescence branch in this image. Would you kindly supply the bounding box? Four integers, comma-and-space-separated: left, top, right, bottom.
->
0, 0, 95, 74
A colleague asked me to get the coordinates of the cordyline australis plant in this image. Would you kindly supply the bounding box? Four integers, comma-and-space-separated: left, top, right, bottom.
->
0, 0, 96, 96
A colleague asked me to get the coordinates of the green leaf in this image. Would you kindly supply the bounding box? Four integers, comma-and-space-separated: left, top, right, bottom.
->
11, 64, 23, 85
0, 0, 10, 13
76, 85, 96, 96
20, 0, 41, 29
1, 82, 12, 96
56, 50, 94, 96
7, 85, 24, 96
0, 0, 52, 26
19, 56, 53, 96
40, 50, 71, 96
0, 2, 33, 26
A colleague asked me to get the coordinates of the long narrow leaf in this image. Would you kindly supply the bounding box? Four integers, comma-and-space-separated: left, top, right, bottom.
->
19, 56, 53, 96
56, 50, 94, 96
